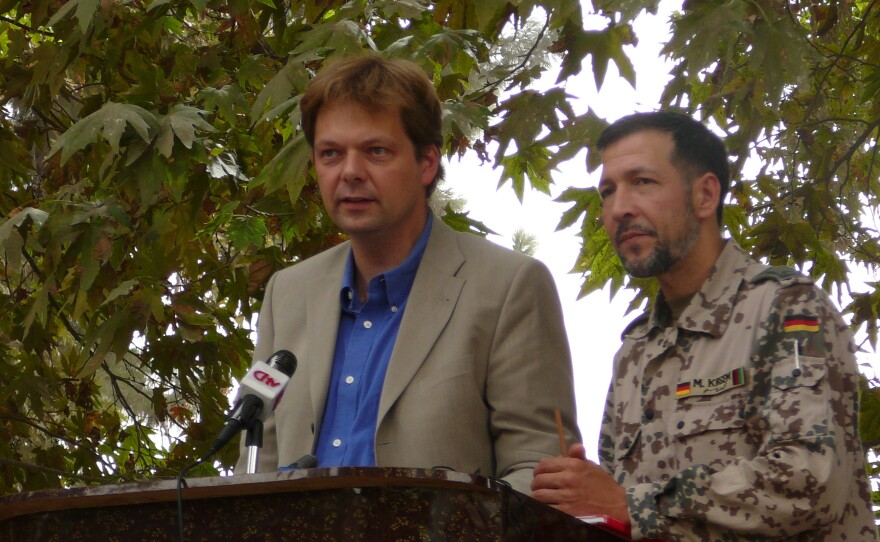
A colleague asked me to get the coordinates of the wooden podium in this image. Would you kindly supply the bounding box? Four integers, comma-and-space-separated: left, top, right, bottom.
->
0, 467, 628, 541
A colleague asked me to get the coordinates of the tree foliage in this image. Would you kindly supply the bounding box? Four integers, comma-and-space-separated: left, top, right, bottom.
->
0, 0, 593, 493
512, 227, 539, 256
1, 0, 878, 499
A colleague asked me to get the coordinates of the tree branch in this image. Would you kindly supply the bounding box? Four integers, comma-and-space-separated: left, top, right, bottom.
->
0, 15, 53, 36
472, 13, 551, 99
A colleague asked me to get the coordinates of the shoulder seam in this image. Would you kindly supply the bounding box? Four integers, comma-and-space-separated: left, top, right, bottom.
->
620, 312, 649, 339
749, 265, 807, 285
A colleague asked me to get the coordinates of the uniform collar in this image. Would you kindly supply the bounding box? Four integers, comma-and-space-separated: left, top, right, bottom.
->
644, 239, 751, 338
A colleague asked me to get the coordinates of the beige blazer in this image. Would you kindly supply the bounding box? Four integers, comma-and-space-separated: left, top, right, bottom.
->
236, 216, 580, 493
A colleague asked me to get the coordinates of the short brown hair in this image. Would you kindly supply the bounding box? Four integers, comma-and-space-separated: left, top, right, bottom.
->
300, 52, 445, 195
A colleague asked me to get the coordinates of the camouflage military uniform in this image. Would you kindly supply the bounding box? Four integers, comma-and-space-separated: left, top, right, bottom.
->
601, 240, 877, 541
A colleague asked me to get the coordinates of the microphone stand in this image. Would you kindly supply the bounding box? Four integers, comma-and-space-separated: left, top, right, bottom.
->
244, 419, 263, 474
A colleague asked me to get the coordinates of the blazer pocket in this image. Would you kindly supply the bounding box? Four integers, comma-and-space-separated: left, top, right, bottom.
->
414, 354, 479, 392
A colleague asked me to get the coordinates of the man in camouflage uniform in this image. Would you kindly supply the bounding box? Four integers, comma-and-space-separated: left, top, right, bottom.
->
531, 111, 877, 540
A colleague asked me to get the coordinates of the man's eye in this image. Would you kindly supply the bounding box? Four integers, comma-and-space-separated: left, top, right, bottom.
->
319, 149, 338, 158
369, 147, 388, 156
599, 187, 614, 200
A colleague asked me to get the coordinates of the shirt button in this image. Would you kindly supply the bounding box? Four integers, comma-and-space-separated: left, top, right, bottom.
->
345, 376, 354, 384
677, 421, 685, 429
391, 306, 398, 313
644, 409, 654, 421
332, 439, 342, 447
363, 320, 372, 329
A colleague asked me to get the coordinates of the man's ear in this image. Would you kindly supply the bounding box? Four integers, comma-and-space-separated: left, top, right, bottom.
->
419, 145, 440, 187
692, 172, 721, 221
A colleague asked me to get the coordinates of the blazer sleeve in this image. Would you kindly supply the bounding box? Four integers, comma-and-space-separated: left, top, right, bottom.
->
487, 257, 581, 492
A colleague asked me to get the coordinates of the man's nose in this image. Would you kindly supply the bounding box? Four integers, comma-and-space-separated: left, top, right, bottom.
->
604, 187, 636, 222
341, 151, 366, 182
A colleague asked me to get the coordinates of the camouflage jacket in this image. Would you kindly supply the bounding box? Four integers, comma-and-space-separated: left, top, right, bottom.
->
600, 240, 877, 541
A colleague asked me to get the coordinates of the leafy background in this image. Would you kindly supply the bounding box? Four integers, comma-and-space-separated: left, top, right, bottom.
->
1, 0, 878, 515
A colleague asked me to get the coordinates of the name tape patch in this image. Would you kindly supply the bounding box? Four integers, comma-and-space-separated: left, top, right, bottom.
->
676, 367, 748, 398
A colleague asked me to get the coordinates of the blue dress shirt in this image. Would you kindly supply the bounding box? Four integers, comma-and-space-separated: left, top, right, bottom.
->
314, 218, 432, 467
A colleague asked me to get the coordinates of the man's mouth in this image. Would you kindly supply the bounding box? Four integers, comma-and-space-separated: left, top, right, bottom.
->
616, 226, 654, 246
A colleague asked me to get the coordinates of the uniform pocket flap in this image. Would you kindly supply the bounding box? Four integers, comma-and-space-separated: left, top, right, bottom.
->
672, 391, 747, 439
772, 355, 826, 390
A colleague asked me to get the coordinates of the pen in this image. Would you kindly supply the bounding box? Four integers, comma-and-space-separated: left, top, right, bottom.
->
554, 408, 567, 455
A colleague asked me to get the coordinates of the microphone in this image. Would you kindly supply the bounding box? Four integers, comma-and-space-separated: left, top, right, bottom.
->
207, 350, 298, 457
281, 454, 317, 471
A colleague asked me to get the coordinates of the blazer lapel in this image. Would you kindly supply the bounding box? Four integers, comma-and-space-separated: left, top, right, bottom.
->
377, 217, 465, 424
305, 245, 348, 431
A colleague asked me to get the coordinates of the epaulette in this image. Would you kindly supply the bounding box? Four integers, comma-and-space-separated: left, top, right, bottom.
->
749, 265, 809, 285
620, 311, 650, 339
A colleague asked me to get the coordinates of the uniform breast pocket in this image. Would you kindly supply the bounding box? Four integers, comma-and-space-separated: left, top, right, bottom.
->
771, 355, 826, 390
769, 355, 830, 441
671, 389, 751, 469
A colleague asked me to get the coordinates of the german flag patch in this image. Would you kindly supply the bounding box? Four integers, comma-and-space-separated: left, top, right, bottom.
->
675, 382, 691, 397
784, 315, 819, 333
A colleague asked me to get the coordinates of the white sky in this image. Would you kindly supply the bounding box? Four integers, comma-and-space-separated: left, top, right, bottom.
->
444, 1, 879, 459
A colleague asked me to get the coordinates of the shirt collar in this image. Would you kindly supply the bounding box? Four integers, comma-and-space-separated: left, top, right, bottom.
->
339, 215, 433, 311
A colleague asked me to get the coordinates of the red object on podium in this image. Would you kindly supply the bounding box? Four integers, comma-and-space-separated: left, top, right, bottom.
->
0, 467, 634, 541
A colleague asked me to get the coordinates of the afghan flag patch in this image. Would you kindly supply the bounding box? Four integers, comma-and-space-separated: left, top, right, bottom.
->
784, 315, 820, 333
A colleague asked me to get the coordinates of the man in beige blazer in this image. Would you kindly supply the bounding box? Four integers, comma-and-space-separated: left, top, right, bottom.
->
236, 53, 579, 494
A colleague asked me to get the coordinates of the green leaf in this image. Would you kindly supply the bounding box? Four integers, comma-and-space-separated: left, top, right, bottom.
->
46, 0, 79, 28
23, 277, 53, 337
556, 23, 636, 88
47, 0, 100, 33
497, 144, 553, 201
147, 0, 172, 11
0, 207, 49, 245
493, 88, 574, 160
250, 53, 312, 125
102, 279, 139, 307
49, 102, 158, 165
555, 187, 596, 231
198, 85, 245, 124
251, 135, 311, 200
74, 0, 99, 33
227, 216, 269, 251
440, 206, 495, 236
156, 105, 215, 158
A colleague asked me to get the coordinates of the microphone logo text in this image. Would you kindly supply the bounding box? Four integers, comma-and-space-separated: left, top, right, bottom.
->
254, 370, 282, 388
